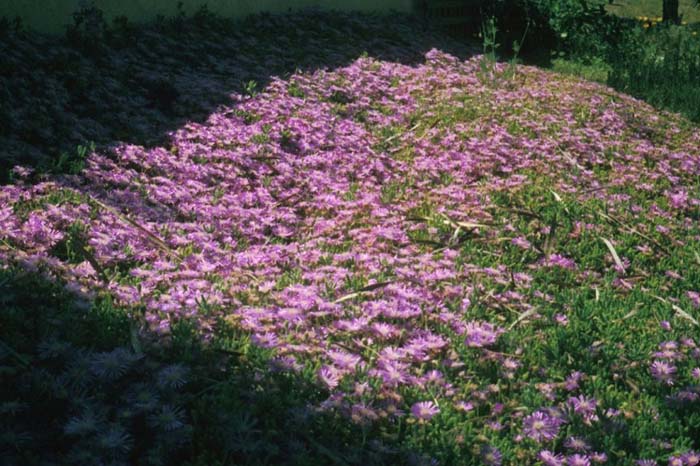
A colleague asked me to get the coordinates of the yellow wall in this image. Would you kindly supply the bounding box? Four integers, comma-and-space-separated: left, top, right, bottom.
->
1, 0, 415, 34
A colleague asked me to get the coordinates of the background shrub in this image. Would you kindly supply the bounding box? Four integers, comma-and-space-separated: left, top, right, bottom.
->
608, 23, 700, 121
479, 0, 628, 60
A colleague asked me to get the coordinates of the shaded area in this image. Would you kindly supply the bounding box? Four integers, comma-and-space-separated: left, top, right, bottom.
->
0, 12, 480, 463
0, 266, 432, 465
0, 7, 477, 182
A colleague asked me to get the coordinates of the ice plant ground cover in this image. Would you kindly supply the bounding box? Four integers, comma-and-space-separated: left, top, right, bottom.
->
1, 10, 700, 466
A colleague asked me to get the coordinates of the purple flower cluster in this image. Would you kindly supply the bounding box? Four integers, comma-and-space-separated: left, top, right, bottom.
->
464, 321, 503, 348
647, 335, 700, 410
668, 451, 700, 466
411, 401, 440, 421
523, 410, 563, 442
1, 30, 699, 462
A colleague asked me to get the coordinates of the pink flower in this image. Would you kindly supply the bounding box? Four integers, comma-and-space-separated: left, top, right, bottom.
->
668, 190, 688, 209
568, 454, 591, 466
687, 291, 700, 308
650, 360, 677, 385
541, 254, 577, 270
522, 411, 563, 442
682, 451, 700, 466
11, 165, 33, 178
538, 450, 565, 466
564, 371, 584, 391
464, 321, 503, 348
455, 400, 474, 412
327, 349, 363, 372
411, 401, 439, 421
318, 365, 341, 390
565, 436, 591, 452
511, 236, 532, 249
481, 445, 502, 466
568, 395, 597, 417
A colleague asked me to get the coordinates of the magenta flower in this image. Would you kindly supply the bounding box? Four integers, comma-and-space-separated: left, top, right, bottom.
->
486, 420, 503, 431
480, 445, 503, 466
682, 451, 700, 466
650, 360, 677, 385
567, 454, 591, 466
668, 190, 688, 209
454, 400, 474, 412
375, 361, 408, 387
461, 297, 471, 311
511, 236, 532, 249
350, 403, 378, 425
541, 253, 577, 269
538, 450, 565, 466
410, 401, 439, 421
327, 349, 363, 372
681, 338, 696, 348
568, 395, 598, 417
464, 321, 503, 348
522, 411, 562, 442
11, 165, 33, 178
564, 371, 585, 391
688, 291, 700, 308
565, 436, 591, 452
318, 365, 341, 390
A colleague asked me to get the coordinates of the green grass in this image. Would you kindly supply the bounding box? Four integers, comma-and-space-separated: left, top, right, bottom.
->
608, 24, 700, 122
550, 57, 611, 83
606, 0, 700, 23
546, 5, 700, 123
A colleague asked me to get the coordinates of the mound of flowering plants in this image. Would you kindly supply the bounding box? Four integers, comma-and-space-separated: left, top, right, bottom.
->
2, 10, 700, 466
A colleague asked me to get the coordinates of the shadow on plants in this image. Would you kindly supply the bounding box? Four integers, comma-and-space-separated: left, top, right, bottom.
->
0, 9, 477, 462
0, 5, 476, 183
0, 266, 423, 465
477, 0, 633, 65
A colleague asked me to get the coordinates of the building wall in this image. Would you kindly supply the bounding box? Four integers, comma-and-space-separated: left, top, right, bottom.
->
1, 0, 415, 34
